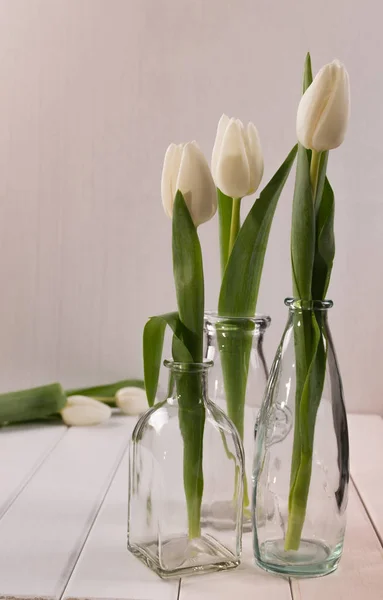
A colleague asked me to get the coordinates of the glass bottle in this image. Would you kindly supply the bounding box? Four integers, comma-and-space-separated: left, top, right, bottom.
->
205, 312, 272, 531
253, 299, 349, 577
128, 360, 244, 579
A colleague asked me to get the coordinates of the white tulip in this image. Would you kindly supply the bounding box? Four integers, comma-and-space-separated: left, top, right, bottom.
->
296, 60, 350, 151
115, 386, 148, 416
211, 114, 264, 198
161, 141, 217, 227
61, 395, 111, 426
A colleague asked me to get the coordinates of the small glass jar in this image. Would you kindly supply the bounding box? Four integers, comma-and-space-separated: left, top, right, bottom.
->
205, 312, 271, 531
253, 299, 349, 577
128, 360, 244, 579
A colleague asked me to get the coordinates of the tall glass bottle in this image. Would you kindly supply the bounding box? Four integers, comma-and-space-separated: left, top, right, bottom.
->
128, 360, 244, 578
253, 299, 349, 577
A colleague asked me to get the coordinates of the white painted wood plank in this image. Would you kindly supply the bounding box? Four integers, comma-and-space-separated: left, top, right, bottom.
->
0, 423, 66, 519
179, 535, 291, 600
348, 414, 383, 542
290, 481, 383, 600
0, 415, 137, 600
63, 451, 179, 600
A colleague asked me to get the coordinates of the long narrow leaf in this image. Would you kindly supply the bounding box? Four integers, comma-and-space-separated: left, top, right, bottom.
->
291, 144, 315, 299
218, 145, 297, 317
312, 178, 335, 299
217, 189, 233, 278
172, 191, 206, 538
302, 52, 313, 93
0, 383, 66, 424
143, 312, 193, 406
172, 191, 204, 361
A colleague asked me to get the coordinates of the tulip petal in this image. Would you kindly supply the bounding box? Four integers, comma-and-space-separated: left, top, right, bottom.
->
176, 142, 217, 227
211, 114, 230, 179
311, 61, 350, 151
61, 395, 111, 426
297, 60, 350, 151
214, 119, 251, 198
245, 122, 264, 194
296, 65, 333, 150
116, 386, 148, 416
161, 143, 184, 219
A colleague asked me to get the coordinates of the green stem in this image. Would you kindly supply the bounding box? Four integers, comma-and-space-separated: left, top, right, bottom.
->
217, 190, 233, 279
286, 313, 314, 550
228, 197, 241, 256
285, 151, 321, 546
285, 452, 312, 549
217, 323, 252, 509
310, 150, 321, 202
177, 371, 205, 540
285, 311, 326, 551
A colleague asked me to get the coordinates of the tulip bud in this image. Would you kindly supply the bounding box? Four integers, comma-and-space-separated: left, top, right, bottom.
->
115, 386, 148, 416
211, 114, 264, 199
296, 60, 350, 151
61, 395, 111, 426
161, 141, 217, 227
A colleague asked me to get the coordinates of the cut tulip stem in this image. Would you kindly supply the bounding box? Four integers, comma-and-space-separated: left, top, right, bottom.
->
310, 149, 321, 201
228, 197, 241, 256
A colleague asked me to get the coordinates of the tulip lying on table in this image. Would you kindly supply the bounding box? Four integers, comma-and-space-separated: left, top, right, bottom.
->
61, 395, 112, 426
0, 378, 146, 427
115, 387, 148, 416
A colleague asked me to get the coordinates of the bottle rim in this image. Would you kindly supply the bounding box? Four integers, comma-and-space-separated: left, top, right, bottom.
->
204, 311, 271, 328
285, 298, 333, 311
163, 360, 213, 372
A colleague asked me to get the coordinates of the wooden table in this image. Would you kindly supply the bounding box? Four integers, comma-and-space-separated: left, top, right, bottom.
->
0, 414, 382, 600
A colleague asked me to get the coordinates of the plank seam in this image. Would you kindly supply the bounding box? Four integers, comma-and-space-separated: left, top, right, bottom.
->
288, 577, 298, 600
351, 473, 383, 548
0, 426, 68, 522
59, 437, 132, 600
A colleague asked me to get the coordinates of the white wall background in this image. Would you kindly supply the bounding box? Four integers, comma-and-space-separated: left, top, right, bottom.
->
0, 0, 380, 413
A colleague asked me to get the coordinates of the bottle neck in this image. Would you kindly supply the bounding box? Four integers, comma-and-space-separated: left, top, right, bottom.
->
205, 316, 270, 350
285, 298, 332, 329
166, 363, 210, 407
287, 307, 329, 327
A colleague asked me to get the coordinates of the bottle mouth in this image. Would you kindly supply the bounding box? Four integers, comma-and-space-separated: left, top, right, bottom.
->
285, 298, 334, 311
164, 360, 213, 373
204, 311, 271, 329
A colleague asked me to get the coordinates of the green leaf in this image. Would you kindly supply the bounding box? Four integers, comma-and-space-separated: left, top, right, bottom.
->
302, 52, 313, 93
312, 178, 335, 299
172, 191, 204, 361
217, 189, 233, 278
218, 145, 298, 317
291, 144, 315, 299
143, 312, 193, 406
66, 379, 145, 405
0, 383, 67, 424
176, 371, 205, 537
171, 191, 206, 538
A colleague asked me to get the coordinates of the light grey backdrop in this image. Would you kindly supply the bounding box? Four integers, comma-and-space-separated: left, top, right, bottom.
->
0, 0, 379, 413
